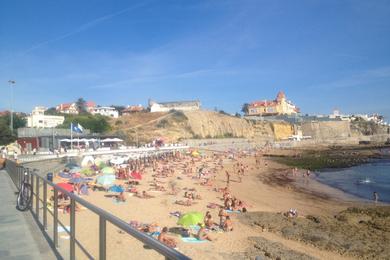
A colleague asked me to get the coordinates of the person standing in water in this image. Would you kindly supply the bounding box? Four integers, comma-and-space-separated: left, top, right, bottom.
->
373, 191, 379, 203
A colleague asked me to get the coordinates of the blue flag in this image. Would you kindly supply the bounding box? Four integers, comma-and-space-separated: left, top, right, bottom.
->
71, 122, 83, 133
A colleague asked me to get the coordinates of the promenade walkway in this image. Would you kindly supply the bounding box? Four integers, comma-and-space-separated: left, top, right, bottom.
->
0, 170, 56, 260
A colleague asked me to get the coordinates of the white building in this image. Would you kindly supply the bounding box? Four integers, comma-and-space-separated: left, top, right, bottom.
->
27, 107, 65, 128
149, 99, 201, 113
91, 106, 119, 118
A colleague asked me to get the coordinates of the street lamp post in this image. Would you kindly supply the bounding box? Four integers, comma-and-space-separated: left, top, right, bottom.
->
8, 80, 16, 132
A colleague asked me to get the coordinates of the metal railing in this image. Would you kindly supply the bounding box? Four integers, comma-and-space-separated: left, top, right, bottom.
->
5, 160, 190, 260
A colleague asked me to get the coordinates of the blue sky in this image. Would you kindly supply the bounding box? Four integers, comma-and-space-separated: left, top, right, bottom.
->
1, 0, 390, 119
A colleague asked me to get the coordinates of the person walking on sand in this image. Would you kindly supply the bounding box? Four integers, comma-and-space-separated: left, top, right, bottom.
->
225, 171, 230, 186
373, 192, 379, 203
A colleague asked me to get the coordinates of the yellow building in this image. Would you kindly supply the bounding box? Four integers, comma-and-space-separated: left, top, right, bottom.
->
246, 91, 299, 116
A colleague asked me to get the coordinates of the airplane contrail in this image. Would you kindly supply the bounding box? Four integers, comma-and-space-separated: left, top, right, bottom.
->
22, 2, 149, 55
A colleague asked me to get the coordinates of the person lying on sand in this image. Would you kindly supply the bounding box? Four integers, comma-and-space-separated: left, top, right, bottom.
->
136, 191, 155, 199
116, 192, 126, 202
175, 199, 196, 206
196, 224, 213, 241
136, 222, 160, 234
158, 227, 177, 248
200, 178, 213, 186
149, 185, 166, 192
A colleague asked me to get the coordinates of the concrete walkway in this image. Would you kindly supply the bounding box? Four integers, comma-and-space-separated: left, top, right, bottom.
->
0, 170, 57, 260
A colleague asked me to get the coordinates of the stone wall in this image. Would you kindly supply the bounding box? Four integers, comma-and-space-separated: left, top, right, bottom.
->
301, 121, 352, 141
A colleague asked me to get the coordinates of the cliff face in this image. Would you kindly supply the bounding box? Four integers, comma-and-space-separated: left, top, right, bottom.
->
109, 110, 295, 144
184, 111, 254, 139
110, 112, 389, 145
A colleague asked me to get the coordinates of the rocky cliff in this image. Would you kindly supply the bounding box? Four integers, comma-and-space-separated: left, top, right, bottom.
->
110, 110, 294, 144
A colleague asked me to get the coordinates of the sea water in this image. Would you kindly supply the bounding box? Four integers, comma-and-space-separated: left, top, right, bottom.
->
315, 159, 390, 203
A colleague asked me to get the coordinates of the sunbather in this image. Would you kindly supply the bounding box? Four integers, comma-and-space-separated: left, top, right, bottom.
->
158, 227, 177, 248
196, 224, 213, 241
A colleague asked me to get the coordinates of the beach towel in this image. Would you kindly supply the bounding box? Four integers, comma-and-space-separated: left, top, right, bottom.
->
181, 237, 207, 243
112, 199, 126, 205
225, 210, 241, 214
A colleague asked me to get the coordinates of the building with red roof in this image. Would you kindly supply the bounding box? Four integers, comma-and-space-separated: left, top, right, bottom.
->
245, 91, 300, 116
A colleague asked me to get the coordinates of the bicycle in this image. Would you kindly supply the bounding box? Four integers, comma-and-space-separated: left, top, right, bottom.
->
16, 171, 33, 211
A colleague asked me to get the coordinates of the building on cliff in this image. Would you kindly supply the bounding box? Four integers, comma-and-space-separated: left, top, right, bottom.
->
245, 91, 300, 116
27, 106, 65, 128
148, 99, 201, 113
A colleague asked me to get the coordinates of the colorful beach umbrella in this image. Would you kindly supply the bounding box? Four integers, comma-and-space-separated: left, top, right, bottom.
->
69, 177, 86, 184
81, 168, 95, 176
58, 172, 72, 179
97, 175, 116, 186
65, 162, 80, 169
69, 167, 82, 174
101, 167, 115, 175
108, 185, 125, 193
130, 171, 142, 180
54, 183, 74, 192
177, 212, 204, 228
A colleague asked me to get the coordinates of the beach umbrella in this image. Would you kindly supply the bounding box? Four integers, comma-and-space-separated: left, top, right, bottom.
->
81, 167, 95, 176
54, 183, 73, 192
130, 171, 142, 180
69, 167, 82, 174
58, 172, 72, 179
81, 156, 95, 167
65, 162, 80, 169
97, 175, 116, 186
191, 151, 200, 157
108, 185, 124, 193
101, 167, 115, 175
69, 177, 86, 184
177, 212, 204, 228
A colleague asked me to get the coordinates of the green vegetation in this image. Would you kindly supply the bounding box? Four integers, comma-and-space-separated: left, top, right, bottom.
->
157, 119, 169, 128
57, 114, 111, 133
270, 150, 373, 170
170, 110, 188, 122
0, 114, 27, 145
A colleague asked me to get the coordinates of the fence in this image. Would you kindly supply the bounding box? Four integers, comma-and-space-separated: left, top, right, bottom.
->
5, 159, 190, 260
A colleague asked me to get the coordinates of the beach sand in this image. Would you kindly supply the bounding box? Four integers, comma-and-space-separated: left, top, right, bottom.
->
51, 150, 368, 259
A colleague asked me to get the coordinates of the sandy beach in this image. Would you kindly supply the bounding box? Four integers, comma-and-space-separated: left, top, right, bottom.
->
48, 147, 387, 260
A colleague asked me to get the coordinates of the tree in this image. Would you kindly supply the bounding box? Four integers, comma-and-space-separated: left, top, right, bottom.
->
241, 103, 249, 115
45, 107, 60, 115
57, 114, 111, 133
0, 114, 27, 132
0, 123, 16, 145
76, 98, 88, 114
0, 114, 26, 145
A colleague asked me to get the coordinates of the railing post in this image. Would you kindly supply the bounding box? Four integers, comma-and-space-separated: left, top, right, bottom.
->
43, 182, 47, 230
53, 189, 59, 248
36, 176, 40, 221
70, 199, 76, 260
30, 173, 34, 212
99, 216, 106, 260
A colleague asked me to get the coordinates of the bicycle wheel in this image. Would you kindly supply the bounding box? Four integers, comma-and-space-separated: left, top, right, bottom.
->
17, 183, 32, 211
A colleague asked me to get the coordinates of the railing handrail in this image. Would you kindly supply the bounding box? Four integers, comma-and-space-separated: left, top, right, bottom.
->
5, 158, 191, 260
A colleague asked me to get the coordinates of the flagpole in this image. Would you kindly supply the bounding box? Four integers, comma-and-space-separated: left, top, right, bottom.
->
70, 122, 73, 150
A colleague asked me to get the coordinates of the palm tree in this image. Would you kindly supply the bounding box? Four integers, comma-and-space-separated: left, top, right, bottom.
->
241, 103, 249, 115
76, 98, 87, 114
